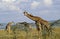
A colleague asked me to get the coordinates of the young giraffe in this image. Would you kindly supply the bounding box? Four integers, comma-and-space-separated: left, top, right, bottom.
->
5, 22, 14, 34
23, 11, 51, 39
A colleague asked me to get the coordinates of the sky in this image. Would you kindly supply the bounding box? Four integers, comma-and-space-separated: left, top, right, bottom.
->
0, 0, 60, 23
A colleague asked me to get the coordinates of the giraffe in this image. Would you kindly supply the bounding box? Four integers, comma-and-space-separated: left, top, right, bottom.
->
20, 22, 32, 32
23, 11, 51, 39
5, 22, 14, 34
20, 22, 32, 39
23, 11, 50, 30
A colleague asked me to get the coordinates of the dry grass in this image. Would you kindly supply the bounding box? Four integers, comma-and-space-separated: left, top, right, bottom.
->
0, 27, 60, 39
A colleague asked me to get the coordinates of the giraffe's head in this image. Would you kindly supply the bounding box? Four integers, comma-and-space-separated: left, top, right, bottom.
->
8, 21, 14, 25
23, 11, 28, 16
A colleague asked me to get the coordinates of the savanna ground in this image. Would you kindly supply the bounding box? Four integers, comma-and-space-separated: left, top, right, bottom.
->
0, 26, 60, 39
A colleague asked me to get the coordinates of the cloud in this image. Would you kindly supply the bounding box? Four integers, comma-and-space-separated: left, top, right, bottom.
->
2, 0, 16, 3
20, 0, 28, 2
7, 5, 20, 11
2, 0, 28, 4
31, 1, 40, 9
15, 0, 28, 4
0, 0, 29, 12
43, 0, 53, 6
0, 0, 22, 12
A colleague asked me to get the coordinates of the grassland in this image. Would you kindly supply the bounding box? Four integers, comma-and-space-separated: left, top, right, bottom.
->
0, 27, 60, 39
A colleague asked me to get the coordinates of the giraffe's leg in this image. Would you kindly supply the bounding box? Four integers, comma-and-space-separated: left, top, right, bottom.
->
8, 26, 11, 34
44, 25, 52, 37
42, 25, 47, 39
35, 22, 42, 39
36, 24, 40, 39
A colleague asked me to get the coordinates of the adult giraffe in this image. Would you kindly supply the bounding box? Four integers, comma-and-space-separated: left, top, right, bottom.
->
23, 11, 51, 39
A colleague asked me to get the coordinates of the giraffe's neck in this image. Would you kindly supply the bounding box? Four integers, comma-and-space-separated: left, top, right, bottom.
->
25, 13, 43, 21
